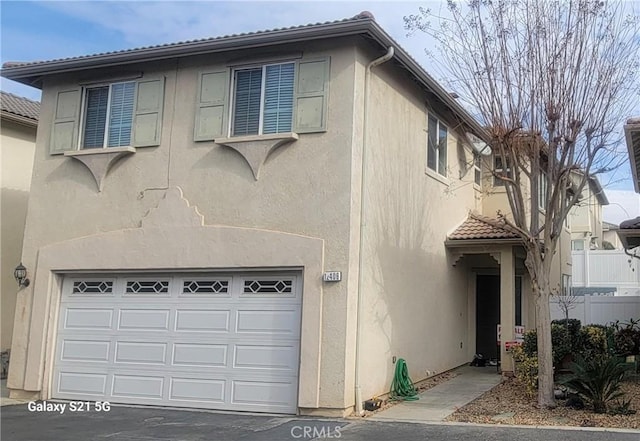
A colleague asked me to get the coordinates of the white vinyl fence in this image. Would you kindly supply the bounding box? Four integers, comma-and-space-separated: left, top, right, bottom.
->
572, 250, 640, 296
550, 295, 640, 326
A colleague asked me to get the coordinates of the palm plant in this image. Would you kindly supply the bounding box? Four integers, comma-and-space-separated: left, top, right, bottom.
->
561, 356, 630, 413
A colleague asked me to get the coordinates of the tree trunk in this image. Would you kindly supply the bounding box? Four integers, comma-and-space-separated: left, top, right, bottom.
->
534, 279, 557, 409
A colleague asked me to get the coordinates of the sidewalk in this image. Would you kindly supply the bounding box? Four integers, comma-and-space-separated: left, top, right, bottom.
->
369, 365, 502, 422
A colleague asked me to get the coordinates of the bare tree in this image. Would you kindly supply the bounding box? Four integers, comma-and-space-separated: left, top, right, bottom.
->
405, 0, 639, 408
557, 290, 579, 322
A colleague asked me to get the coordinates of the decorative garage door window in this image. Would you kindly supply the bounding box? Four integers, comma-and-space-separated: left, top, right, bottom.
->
125, 280, 169, 294
72, 280, 114, 294
182, 280, 229, 294
53, 272, 301, 414
243, 279, 293, 294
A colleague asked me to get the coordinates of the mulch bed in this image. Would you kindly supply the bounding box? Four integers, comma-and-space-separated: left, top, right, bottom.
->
446, 375, 640, 429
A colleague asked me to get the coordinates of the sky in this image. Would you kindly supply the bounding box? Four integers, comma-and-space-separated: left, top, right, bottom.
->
1, 0, 639, 223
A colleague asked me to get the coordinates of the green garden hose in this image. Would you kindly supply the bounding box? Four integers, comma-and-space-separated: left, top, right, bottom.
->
389, 358, 419, 401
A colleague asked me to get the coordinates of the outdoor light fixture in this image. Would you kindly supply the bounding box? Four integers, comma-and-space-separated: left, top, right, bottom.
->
14, 262, 30, 288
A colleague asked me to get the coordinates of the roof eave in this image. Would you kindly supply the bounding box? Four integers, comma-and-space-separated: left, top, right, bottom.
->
588, 175, 609, 206
445, 237, 522, 247
0, 19, 488, 141
625, 121, 640, 193
0, 110, 38, 127
617, 228, 640, 250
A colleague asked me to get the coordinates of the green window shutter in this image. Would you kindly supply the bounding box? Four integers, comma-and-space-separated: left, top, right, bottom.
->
132, 77, 165, 147
294, 57, 330, 133
50, 89, 81, 154
195, 70, 229, 141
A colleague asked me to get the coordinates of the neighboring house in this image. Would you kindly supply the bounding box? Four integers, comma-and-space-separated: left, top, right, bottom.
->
569, 174, 609, 251
602, 221, 621, 250
0, 91, 39, 356
1, 13, 556, 416
620, 117, 640, 253
565, 174, 637, 296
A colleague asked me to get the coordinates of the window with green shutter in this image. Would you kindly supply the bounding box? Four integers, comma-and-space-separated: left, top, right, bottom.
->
231, 62, 295, 136
81, 81, 136, 149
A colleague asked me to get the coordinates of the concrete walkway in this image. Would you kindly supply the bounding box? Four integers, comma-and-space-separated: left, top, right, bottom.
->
369, 365, 502, 422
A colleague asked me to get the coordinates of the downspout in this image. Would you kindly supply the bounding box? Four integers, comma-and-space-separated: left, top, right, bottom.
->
354, 46, 394, 416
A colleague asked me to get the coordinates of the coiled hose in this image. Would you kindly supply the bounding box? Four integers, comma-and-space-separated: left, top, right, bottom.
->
389, 358, 419, 401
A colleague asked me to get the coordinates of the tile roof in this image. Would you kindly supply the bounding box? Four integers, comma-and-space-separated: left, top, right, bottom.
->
620, 216, 640, 230
448, 214, 520, 240
1, 14, 372, 69
0, 91, 40, 121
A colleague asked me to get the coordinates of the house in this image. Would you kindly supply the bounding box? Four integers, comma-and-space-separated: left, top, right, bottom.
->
568, 174, 609, 251
602, 221, 621, 250
565, 174, 638, 296
0, 91, 39, 359
1, 13, 554, 416
620, 117, 640, 252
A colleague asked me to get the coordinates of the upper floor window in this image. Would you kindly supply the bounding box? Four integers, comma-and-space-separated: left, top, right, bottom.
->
427, 114, 447, 176
194, 58, 329, 142
473, 153, 482, 186
538, 171, 548, 210
49, 77, 164, 155
493, 154, 512, 186
232, 62, 295, 136
81, 81, 136, 148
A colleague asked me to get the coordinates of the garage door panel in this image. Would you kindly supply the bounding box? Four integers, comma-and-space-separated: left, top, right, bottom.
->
174, 309, 230, 332
114, 342, 167, 365
172, 343, 227, 367
169, 378, 226, 403
57, 372, 108, 395
63, 308, 113, 330
54, 272, 301, 414
233, 344, 298, 371
236, 309, 300, 335
61, 340, 111, 363
118, 309, 171, 331
231, 379, 296, 408
112, 374, 164, 399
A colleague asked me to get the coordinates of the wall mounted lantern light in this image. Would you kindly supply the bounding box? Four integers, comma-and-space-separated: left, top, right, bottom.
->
14, 262, 30, 288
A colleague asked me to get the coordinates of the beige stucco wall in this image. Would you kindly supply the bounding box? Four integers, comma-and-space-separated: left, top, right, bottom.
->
8, 39, 361, 413
569, 181, 604, 248
355, 46, 482, 401
1, 118, 36, 351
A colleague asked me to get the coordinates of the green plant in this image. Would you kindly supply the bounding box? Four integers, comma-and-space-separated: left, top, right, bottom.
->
612, 319, 640, 356
551, 324, 572, 368
579, 325, 613, 361
561, 356, 631, 414
521, 326, 572, 368
522, 329, 537, 357
511, 345, 538, 397
552, 318, 581, 337
609, 398, 636, 416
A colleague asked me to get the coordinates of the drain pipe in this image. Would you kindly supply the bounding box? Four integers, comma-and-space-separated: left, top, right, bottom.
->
354, 46, 394, 416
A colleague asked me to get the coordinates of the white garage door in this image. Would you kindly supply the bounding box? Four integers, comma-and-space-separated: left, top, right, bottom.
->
52, 272, 301, 413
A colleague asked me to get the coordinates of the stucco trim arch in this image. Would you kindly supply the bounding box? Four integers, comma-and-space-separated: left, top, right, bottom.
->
22, 192, 324, 410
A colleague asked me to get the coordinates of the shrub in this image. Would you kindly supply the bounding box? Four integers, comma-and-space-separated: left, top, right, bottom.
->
552, 318, 581, 337
511, 345, 538, 398
579, 325, 613, 361
612, 319, 640, 356
561, 356, 631, 414
551, 324, 572, 367
522, 329, 537, 357
521, 326, 572, 368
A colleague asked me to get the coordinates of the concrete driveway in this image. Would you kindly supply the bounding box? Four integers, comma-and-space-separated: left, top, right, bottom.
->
2, 403, 639, 441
